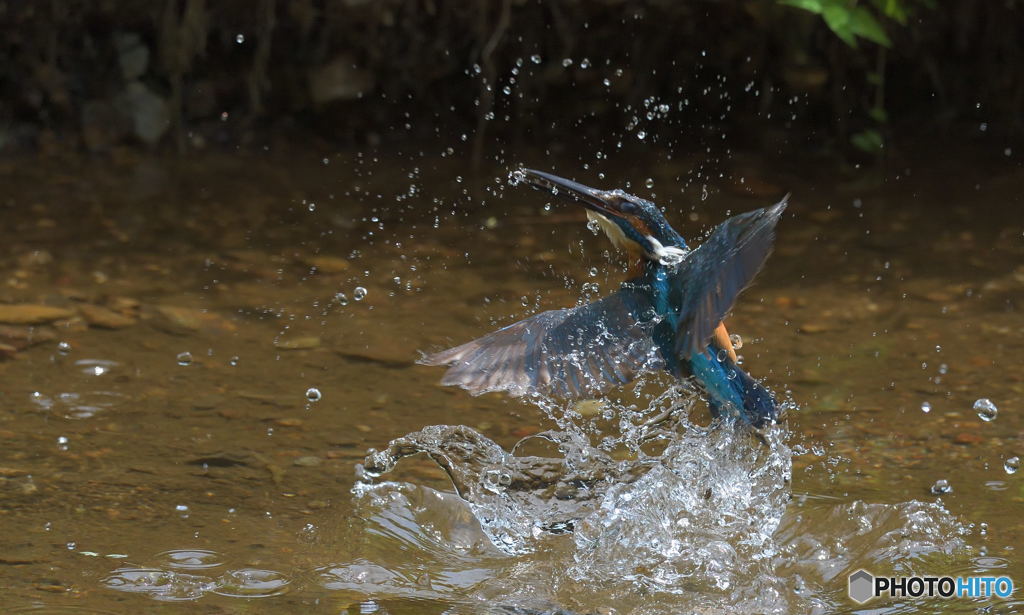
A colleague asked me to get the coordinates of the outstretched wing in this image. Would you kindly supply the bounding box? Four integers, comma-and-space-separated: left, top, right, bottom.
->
673, 198, 788, 357
419, 285, 664, 398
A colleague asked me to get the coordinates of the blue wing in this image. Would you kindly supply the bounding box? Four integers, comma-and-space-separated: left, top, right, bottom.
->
419, 285, 665, 399
672, 198, 787, 358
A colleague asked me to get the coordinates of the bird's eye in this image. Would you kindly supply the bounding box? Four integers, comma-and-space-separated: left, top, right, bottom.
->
617, 199, 639, 214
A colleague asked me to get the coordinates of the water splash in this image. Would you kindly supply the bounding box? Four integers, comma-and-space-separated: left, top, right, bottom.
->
350, 380, 967, 613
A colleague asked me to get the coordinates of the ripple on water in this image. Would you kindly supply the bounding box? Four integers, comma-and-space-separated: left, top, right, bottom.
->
7, 607, 123, 615
30, 390, 128, 420
103, 550, 290, 601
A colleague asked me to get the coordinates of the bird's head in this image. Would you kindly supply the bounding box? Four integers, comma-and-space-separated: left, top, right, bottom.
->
515, 169, 688, 266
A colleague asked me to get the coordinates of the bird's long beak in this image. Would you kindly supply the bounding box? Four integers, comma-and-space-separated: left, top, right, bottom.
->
515, 168, 627, 220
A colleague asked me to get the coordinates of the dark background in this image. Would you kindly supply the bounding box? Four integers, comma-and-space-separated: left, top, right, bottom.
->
1, 0, 1021, 167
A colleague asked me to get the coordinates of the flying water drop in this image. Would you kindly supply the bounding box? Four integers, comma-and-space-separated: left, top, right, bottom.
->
974, 398, 997, 422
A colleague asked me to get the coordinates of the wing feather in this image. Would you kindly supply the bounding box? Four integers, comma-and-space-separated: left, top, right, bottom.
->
420, 286, 664, 398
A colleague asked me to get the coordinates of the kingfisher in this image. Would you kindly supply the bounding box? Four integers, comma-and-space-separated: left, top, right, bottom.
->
421, 169, 786, 428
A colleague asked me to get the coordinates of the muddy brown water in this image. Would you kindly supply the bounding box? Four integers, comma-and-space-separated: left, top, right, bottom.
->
0, 147, 1022, 613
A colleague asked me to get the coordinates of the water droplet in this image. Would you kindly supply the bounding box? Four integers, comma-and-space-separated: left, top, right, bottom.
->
235, 33, 245, 44
305, 387, 322, 402
579, 58, 590, 69
636, 130, 646, 140
308, 202, 316, 212
644, 178, 654, 188
502, 85, 512, 95
175, 504, 190, 518
715, 348, 728, 362
974, 398, 998, 422
589, 267, 599, 277
57, 341, 72, 355
729, 334, 743, 350
530, 54, 542, 64
587, 218, 601, 235
562, 58, 573, 68
930, 479, 952, 495
176, 352, 193, 366
727, 369, 737, 380
509, 169, 526, 185
66, 541, 76, 550
979, 522, 988, 536
921, 401, 932, 413
228, 356, 240, 367
335, 292, 349, 306
1005, 456, 1019, 474
353, 287, 368, 301
57, 436, 69, 451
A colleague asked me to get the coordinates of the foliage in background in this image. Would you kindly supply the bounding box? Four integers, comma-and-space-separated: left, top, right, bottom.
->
779, 0, 938, 154
0, 0, 1017, 157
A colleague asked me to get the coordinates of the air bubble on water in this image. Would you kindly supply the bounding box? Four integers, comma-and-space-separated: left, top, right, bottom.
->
974, 398, 997, 422
57, 341, 72, 355
589, 267, 599, 277
57, 436, 69, 451
930, 479, 952, 495
353, 287, 368, 301
729, 334, 743, 350
176, 352, 193, 366
336, 292, 349, 306
66, 541, 76, 550
1005, 456, 1020, 474
235, 33, 245, 44
716, 348, 728, 362
921, 401, 931, 413
306, 387, 322, 402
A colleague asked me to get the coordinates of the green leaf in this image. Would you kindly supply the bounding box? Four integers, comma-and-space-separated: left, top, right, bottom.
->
851, 129, 885, 152
822, 3, 857, 47
849, 7, 892, 46
872, 0, 908, 24
868, 106, 889, 123
779, 0, 825, 14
